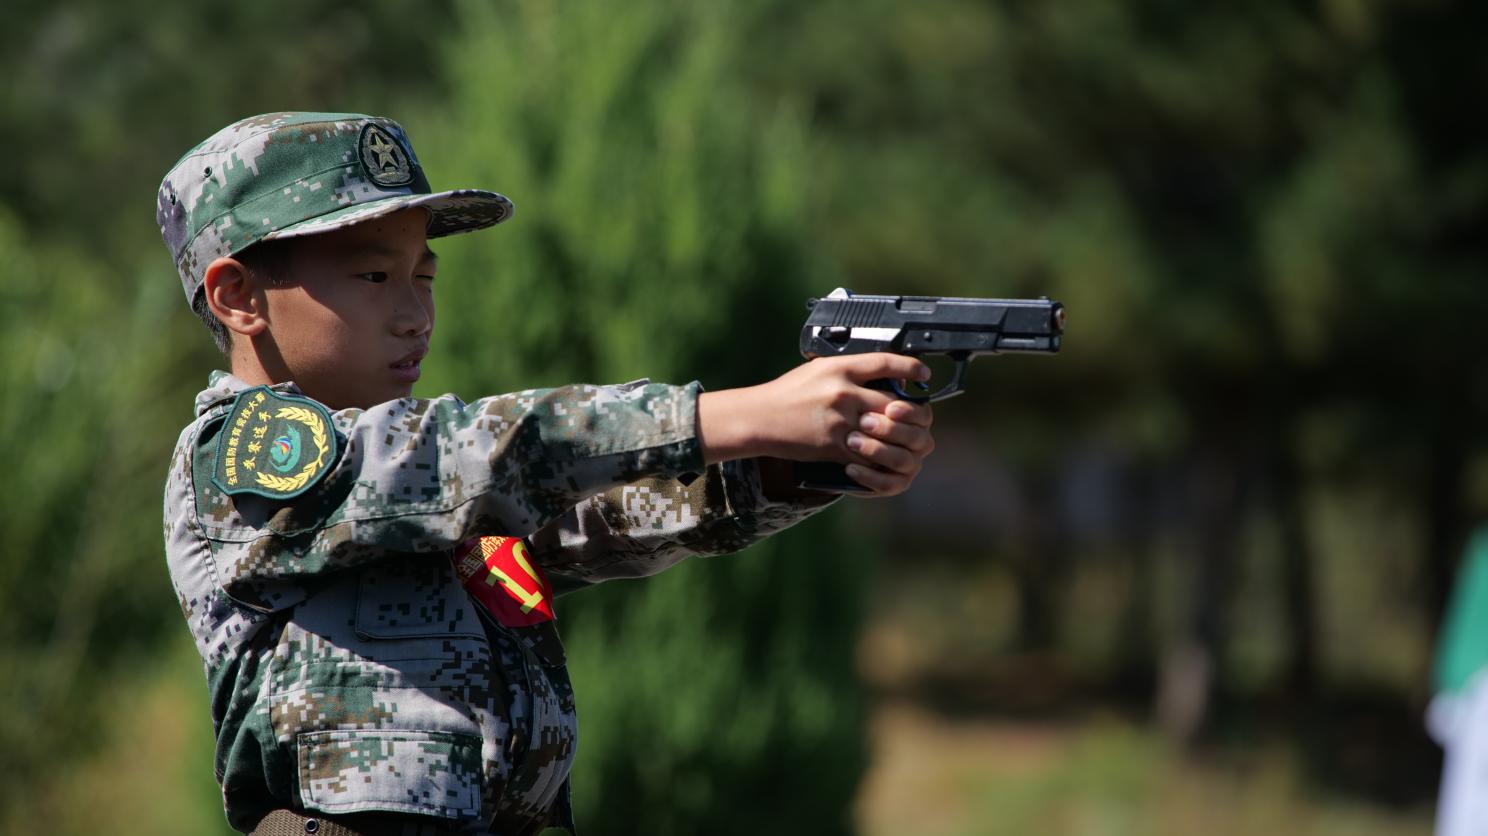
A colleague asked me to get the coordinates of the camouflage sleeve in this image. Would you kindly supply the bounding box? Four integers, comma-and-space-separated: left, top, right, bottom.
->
528, 457, 838, 590
194, 381, 706, 611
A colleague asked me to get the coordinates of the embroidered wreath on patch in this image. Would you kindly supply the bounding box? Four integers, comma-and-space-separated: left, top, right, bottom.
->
252, 406, 330, 493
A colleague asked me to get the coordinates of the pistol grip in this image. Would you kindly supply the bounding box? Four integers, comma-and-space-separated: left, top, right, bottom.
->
794, 461, 875, 494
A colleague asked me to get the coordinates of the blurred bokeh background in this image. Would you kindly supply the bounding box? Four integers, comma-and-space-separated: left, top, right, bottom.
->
3, 1, 1485, 834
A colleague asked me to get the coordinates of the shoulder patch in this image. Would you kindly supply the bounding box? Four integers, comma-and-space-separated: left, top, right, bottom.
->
212, 386, 338, 500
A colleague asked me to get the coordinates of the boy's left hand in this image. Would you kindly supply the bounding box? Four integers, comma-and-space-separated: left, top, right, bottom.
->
749, 397, 935, 500
697, 354, 936, 499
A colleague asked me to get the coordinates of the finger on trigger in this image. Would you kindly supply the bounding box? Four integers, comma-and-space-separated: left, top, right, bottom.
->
845, 352, 931, 384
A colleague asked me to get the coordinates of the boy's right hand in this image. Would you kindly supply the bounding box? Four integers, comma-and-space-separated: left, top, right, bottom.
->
696, 353, 936, 497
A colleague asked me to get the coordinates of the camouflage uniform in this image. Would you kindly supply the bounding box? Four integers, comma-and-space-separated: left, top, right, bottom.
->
164, 372, 831, 833
158, 114, 835, 834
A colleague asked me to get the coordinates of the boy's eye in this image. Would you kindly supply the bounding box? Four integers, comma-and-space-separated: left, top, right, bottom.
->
358, 272, 389, 283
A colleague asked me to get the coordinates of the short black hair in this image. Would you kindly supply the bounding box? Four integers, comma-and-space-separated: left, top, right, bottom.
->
191, 239, 295, 355
191, 286, 232, 355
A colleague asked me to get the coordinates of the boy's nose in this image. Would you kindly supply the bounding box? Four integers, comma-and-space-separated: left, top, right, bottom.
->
391, 282, 433, 336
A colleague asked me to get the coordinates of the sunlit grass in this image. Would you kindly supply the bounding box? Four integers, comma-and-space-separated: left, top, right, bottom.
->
857, 703, 1434, 836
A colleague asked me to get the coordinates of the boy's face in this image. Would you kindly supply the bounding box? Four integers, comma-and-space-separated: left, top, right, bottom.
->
261, 207, 437, 410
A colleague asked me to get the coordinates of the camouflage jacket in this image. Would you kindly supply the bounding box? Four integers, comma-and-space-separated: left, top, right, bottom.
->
163, 372, 834, 834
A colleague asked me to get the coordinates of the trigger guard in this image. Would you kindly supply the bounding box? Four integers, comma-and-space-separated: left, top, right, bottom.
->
887, 379, 933, 404
897, 358, 971, 403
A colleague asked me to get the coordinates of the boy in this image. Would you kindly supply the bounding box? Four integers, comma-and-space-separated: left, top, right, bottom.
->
159, 112, 934, 836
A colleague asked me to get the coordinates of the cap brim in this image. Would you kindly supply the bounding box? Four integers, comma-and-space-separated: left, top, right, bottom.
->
260, 189, 514, 243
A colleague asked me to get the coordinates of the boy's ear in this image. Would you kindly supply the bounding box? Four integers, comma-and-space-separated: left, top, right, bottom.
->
202, 257, 268, 337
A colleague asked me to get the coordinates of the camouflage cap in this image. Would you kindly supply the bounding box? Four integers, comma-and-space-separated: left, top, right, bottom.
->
157, 111, 513, 302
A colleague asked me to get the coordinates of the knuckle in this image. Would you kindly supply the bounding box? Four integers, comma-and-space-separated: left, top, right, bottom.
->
824, 411, 852, 436
829, 380, 857, 406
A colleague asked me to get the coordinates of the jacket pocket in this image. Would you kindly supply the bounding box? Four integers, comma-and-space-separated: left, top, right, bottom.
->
297, 729, 482, 819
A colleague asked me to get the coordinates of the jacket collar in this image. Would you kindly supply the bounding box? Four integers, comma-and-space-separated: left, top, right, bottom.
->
195, 370, 306, 416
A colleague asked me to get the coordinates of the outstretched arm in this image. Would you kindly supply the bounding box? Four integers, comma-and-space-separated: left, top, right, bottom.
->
531, 354, 939, 588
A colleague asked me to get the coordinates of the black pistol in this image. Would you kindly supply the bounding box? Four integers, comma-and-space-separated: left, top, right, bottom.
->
796, 288, 1066, 492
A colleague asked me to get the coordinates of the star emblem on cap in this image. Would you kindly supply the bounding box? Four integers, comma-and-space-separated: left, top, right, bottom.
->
357, 123, 414, 187
367, 131, 398, 173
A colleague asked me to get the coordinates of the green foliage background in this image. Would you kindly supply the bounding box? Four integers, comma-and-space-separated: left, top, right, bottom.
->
1, 1, 1485, 834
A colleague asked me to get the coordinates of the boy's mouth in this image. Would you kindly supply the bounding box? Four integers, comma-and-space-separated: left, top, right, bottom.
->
390, 347, 426, 384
